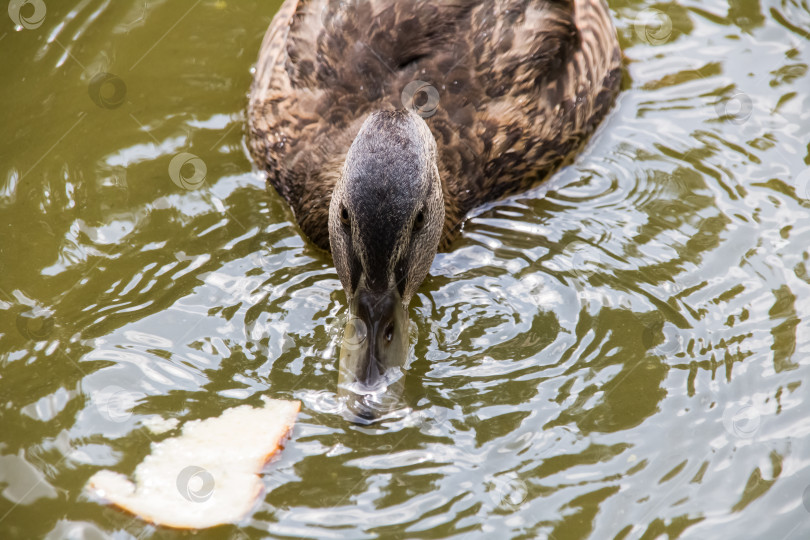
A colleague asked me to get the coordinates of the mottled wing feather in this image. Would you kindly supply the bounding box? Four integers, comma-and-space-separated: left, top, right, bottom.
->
248, 0, 621, 251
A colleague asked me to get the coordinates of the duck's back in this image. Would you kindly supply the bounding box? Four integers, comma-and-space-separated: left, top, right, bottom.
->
248, 0, 621, 250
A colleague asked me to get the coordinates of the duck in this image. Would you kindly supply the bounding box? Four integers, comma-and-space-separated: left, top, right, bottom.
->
248, 0, 621, 419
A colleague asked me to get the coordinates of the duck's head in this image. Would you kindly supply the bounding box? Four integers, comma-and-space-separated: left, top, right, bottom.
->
329, 109, 444, 422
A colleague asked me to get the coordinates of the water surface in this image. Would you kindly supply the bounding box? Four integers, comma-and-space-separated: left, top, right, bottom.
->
1, 0, 810, 538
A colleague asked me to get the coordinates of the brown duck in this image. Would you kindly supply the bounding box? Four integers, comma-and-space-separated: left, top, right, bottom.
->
248, 0, 621, 419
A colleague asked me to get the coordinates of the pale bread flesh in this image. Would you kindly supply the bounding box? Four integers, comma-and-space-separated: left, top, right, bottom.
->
86, 398, 300, 529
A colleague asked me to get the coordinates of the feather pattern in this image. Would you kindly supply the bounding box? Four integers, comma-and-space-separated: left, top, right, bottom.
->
248, 0, 622, 250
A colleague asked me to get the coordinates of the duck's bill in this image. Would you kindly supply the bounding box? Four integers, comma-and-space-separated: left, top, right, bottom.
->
337, 287, 410, 424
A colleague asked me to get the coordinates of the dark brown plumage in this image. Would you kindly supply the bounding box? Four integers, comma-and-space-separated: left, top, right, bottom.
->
248, 0, 622, 251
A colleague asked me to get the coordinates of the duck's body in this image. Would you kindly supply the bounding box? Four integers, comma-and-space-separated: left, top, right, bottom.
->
248, 0, 621, 251
247, 0, 621, 419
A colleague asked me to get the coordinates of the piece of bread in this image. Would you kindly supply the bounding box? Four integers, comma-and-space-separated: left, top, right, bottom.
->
86, 398, 300, 529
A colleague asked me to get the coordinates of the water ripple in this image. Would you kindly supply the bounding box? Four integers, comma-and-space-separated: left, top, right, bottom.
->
2, 0, 810, 538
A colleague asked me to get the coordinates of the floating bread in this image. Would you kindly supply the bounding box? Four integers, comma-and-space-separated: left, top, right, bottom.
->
86, 397, 300, 529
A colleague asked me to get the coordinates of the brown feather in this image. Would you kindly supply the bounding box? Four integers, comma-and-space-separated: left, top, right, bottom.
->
248, 0, 621, 251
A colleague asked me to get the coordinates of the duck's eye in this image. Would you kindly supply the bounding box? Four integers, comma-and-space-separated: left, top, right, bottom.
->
384, 322, 394, 343
413, 211, 425, 233
340, 206, 350, 227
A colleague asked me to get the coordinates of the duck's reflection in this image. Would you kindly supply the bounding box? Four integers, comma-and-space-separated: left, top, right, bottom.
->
336, 293, 409, 424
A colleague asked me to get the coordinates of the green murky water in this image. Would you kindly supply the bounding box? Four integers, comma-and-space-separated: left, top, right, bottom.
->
2, 1, 810, 538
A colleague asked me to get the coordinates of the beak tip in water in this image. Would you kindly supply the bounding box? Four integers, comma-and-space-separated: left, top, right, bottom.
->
337, 286, 410, 423
342, 407, 376, 425
342, 394, 380, 425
